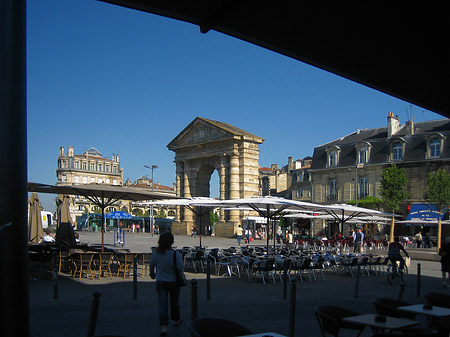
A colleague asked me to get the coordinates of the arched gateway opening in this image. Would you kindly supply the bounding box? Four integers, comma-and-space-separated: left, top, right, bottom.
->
167, 117, 264, 237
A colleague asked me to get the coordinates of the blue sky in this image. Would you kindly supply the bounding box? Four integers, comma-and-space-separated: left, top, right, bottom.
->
27, 0, 443, 212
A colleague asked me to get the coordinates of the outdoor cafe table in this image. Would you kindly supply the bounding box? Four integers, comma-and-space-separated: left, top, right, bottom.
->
342, 314, 419, 332
398, 304, 450, 319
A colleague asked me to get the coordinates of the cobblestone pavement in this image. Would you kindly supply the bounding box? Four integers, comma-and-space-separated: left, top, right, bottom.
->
29, 232, 447, 337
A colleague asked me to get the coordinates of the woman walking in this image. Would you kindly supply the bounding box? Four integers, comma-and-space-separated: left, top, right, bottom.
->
150, 232, 183, 336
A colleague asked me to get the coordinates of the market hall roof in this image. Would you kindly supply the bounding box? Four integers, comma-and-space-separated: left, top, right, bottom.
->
100, 1, 449, 118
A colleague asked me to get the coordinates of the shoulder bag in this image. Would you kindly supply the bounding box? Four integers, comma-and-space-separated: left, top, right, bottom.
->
173, 249, 187, 287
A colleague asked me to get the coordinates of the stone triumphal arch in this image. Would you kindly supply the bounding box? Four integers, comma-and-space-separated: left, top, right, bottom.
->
167, 117, 264, 236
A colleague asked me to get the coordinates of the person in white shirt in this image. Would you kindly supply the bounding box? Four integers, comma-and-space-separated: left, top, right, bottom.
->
236, 225, 243, 245
43, 229, 55, 243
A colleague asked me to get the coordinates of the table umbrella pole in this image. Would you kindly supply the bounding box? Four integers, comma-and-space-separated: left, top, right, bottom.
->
199, 207, 202, 248
266, 204, 270, 254
101, 193, 105, 252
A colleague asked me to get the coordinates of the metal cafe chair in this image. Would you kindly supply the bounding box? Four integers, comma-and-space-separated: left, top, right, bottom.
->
136, 252, 152, 277
93, 252, 114, 279
72, 252, 95, 280
314, 305, 364, 337
115, 252, 136, 278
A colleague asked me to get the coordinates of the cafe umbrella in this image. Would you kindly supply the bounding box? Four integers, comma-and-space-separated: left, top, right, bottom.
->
209, 196, 328, 253
55, 194, 76, 249
149, 197, 219, 248
27, 182, 179, 251
28, 192, 44, 243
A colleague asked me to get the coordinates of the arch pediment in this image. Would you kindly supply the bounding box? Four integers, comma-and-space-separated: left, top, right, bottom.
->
167, 117, 263, 150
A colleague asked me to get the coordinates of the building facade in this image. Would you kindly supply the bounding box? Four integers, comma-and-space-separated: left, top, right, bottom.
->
258, 156, 312, 202
56, 146, 175, 225
309, 113, 450, 237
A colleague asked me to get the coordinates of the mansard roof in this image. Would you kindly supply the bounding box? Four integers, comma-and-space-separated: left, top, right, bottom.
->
311, 118, 450, 170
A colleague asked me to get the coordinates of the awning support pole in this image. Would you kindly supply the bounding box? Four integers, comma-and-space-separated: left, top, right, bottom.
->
0, 1, 29, 335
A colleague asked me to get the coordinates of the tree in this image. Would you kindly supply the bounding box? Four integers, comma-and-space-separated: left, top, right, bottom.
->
379, 164, 409, 242
156, 209, 167, 218
133, 208, 144, 217
425, 168, 450, 251
347, 196, 383, 210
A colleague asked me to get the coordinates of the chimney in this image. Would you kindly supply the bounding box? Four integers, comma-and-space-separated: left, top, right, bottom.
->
68, 146, 74, 157
405, 120, 414, 135
59, 146, 64, 157
387, 112, 400, 137
288, 157, 293, 170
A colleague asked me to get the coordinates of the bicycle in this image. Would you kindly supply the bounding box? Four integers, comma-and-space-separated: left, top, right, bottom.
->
386, 259, 408, 285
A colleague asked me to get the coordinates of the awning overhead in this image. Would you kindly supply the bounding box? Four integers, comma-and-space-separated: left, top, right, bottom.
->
406, 204, 444, 222
101, 1, 450, 117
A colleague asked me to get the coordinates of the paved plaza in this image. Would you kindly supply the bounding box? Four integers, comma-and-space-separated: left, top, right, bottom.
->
29, 232, 448, 337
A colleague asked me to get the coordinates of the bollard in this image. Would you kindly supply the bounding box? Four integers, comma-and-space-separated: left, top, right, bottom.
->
416, 263, 421, 298
289, 279, 296, 337
206, 260, 211, 300
397, 282, 406, 300
133, 256, 138, 300
87, 291, 101, 337
52, 251, 58, 299
354, 265, 360, 299
191, 279, 198, 320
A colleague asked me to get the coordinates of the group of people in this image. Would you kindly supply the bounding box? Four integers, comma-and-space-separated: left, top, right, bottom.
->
235, 225, 253, 245
414, 231, 432, 248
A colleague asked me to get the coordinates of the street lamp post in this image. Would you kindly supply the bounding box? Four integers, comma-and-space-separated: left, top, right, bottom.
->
144, 165, 158, 235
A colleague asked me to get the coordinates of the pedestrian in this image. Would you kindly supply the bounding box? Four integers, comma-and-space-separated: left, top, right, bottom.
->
439, 237, 450, 288
244, 228, 252, 244
150, 232, 183, 336
423, 232, 431, 248
287, 230, 293, 248
414, 231, 423, 248
353, 228, 364, 253
236, 225, 243, 245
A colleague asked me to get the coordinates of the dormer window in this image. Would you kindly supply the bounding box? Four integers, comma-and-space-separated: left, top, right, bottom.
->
329, 151, 337, 166
390, 138, 405, 161
427, 134, 444, 158
326, 146, 340, 167
356, 141, 371, 165
358, 147, 368, 164
393, 142, 402, 160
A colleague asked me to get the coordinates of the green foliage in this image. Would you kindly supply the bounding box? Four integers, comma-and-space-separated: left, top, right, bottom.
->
209, 211, 219, 227
280, 217, 291, 227
133, 208, 144, 217
425, 168, 450, 213
347, 196, 383, 210
379, 164, 409, 212
156, 209, 167, 218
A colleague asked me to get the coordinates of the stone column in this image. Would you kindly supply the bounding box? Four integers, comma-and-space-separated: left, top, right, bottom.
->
219, 155, 227, 221
229, 153, 240, 223
175, 161, 184, 222
183, 167, 194, 223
